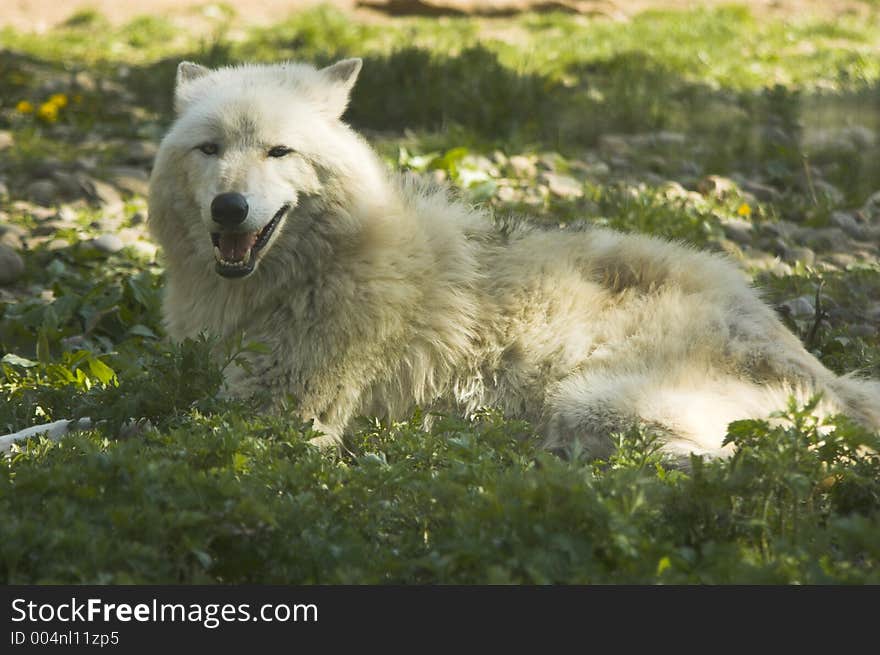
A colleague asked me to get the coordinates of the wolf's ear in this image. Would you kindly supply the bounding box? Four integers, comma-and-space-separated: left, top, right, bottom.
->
174, 61, 210, 113
317, 58, 362, 119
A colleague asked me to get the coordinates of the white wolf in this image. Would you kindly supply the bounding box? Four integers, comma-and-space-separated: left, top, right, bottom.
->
142, 58, 880, 461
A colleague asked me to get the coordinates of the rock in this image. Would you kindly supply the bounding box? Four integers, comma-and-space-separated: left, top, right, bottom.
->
25, 179, 61, 207
46, 238, 71, 252
697, 175, 737, 198
849, 323, 878, 339
719, 217, 754, 245
78, 176, 124, 213
31, 221, 63, 237
733, 176, 781, 203
782, 246, 815, 266
107, 165, 150, 196
0, 222, 26, 250
30, 158, 65, 178
569, 159, 609, 177
0, 244, 24, 285
829, 211, 865, 240
496, 185, 519, 203
781, 296, 816, 318
859, 190, 880, 223
129, 212, 146, 226
716, 238, 743, 257
508, 155, 537, 178
123, 140, 158, 166
0, 180, 8, 201
537, 152, 561, 171
541, 172, 583, 199
597, 134, 629, 157
798, 227, 850, 252
72, 70, 97, 92
0, 130, 13, 151
760, 220, 799, 240
826, 252, 857, 269
90, 233, 124, 254
803, 125, 877, 153
812, 180, 844, 207
50, 171, 87, 198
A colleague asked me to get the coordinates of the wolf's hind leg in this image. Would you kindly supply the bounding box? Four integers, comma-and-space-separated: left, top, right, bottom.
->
541, 368, 809, 462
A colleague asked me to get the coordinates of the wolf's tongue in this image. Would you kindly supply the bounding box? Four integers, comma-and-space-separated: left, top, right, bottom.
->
218, 232, 257, 261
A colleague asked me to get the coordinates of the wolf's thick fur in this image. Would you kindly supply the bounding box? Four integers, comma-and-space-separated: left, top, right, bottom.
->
148, 59, 880, 460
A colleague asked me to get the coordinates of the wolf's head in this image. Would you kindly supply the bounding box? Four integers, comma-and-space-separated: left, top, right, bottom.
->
150, 59, 371, 279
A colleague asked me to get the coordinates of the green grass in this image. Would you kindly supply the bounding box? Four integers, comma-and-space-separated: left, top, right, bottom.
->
1, 3, 880, 583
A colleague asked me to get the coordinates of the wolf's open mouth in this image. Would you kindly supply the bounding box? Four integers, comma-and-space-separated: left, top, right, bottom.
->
211, 204, 290, 278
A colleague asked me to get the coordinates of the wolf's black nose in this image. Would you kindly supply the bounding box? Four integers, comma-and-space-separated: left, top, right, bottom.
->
211, 192, 249, 226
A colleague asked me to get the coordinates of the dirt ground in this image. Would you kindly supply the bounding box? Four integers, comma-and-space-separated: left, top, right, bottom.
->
1, 0, 873, 32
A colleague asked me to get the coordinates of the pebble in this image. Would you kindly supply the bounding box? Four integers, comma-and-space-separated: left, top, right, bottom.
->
781, 296, 816, 318
697, 175, 737, 198
25, 179, 60, 207
124, 140, 158, 166
0, 244, 25, 285
0, 225, 25, 250
849, 323, 878, 339
783, 246, 816, 266
829, 211, 865, 240
90, 233, 125, 253
719, 217, 753, 245
0, 131, 13, 151
541, 172, 583, 199
826, 252, 857, 269
508, 155, 537, 178
107, 166, 150, 196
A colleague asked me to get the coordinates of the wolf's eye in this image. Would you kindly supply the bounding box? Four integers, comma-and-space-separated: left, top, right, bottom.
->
267, 146, 293, 158
198, 142, 219, 156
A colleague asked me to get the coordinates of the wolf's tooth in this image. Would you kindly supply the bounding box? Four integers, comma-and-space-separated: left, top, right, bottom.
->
214, 246, 221, 261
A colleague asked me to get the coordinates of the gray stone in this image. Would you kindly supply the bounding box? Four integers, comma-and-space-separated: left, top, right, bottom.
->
849, 323, 878, 339
719, 217, 754, 245
0, 223, 26, 250
0, 130, 13, 151
781, 296, 816, 318
697, 175, 738, 198
107, 166, 150, 197
542, 172, 583, 199
783, 246, 815, 266
799, 227, 850, 252
830, 211, 865, 240
31, 221, 63, 237
826, 252, 857, 269
0, 244, 24, 285
30, 158, 65, 178
812, 180, 844, 207
26, 179, 60, 207
597, 134, 630, 156
734, 177, 781, 202
508, 155, 537, 178
90, 233, 124, 254
860, 190, 880, 223
124, 140, 158, 165
50, 171, 87, 198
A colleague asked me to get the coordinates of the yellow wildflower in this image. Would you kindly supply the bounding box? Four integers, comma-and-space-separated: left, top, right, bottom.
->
737, 202, 752, 217
37, 101, 59, 123
16, 100, 34, 114
48, 93, 68, 108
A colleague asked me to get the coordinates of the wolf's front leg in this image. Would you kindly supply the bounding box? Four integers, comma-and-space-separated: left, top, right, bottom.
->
220, 346, 366, 448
